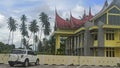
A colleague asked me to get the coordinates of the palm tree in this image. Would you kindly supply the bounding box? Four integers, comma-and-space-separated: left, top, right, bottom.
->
7, 17, 12, 45
7, 17, 17, 45
29, 19, 39, 51
48, 36, 56, 55
39, 12, 51, 38
39, 12, 51, 53
20, 14, 28, 48
43, 38, 48, 52
34, 35, 38, 51
22, 38, 27, 48
37, 40, 42, 52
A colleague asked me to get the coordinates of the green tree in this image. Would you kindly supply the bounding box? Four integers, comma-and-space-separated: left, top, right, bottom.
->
22, 38, 27, 48
43, 38, 48, 53
0, 42, 15, 53
7, 17, 17, 45
37, 40, 42, 52
48, 36, 55, 55
20, 14, 29, 48
39, 12, 51, 53
29, 19, 39, 51
39, 12, 51, 37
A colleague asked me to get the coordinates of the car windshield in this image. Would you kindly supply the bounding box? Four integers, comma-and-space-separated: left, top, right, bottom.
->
12, 50, 26, 54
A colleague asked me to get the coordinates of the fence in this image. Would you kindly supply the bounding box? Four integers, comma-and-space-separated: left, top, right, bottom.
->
0, 54, 120, 66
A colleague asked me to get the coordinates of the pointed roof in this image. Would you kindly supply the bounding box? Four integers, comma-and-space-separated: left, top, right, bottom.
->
109, 0, 120, 7
83, 9, 86, 18
70, 11, 93, 29
55, 11, 71, 29
55, 9, 93, 30
89, 7, 93, 18
70, 13, 83, 28
92, 0, 120, 20
89, 7, 92, 17
102, 0, 108, 11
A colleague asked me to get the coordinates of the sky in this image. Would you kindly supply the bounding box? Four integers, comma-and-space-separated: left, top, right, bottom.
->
0, 0, 112, 48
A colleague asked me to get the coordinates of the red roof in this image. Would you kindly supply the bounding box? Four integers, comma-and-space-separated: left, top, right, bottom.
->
70, 15, 83, 29
55, 10, 93, 30
55, 12, 71, 29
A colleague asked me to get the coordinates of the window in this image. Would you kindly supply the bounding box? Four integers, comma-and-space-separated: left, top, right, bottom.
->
94, 34, 97, 40
79, 35, 81, 46
91, 30, 98, 40
28, 51, 34, 55
106, 33, 114, 40
12, 50, 26, 54
106, 30, 115, 40
106, 49, 109, 57
105, 48, 115, 57
91, 34, 98, 40
109, 15, 120, 25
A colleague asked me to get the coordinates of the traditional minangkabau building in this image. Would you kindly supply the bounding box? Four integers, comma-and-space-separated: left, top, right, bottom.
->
52, 0, 120, 57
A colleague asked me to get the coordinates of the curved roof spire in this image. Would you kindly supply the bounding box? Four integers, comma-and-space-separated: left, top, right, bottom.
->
101, 0, 108, 11
89, 6, 92, 16
55, 9, 71, 29
54, 7, 57, 30
70, 11, 85, 29
105, 0, 108, 7
83, 9, 86, 18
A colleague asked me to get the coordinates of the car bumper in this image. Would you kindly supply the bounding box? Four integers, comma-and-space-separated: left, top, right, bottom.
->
8, 61, 24, 64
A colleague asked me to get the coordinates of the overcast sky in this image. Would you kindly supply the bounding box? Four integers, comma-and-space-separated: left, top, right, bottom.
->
0, 0, 112, 48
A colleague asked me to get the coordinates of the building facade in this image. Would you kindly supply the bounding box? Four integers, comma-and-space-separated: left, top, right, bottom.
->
53, 0, 120, 57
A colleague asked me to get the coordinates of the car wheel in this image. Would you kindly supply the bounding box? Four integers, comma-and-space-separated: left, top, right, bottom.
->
9, 62, 14, 67
24, 59, 29, 67
35, 59, 39, 65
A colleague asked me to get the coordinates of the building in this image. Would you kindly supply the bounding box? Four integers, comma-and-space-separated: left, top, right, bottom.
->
52, 0, 120, 57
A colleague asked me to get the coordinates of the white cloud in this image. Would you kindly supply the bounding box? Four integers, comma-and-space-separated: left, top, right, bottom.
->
72, 5, 84, 13
92, 4, 103, 15
0, 14, 7, 28
71, 5, 85, 18
0, 26, 9, 43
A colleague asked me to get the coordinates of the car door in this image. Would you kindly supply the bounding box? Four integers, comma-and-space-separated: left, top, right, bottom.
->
31, 51, 36, 62
27, 51, 33, 62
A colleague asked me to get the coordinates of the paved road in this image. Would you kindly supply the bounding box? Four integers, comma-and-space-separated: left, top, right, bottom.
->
0, 64, 117, 68
0, 64, 77, 68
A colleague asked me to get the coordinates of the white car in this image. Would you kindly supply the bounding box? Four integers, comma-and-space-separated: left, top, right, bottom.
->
8, 49, 39, 67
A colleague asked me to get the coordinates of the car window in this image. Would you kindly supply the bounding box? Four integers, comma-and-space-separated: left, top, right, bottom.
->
12, 50, 26, 54
28, 51, 34, 55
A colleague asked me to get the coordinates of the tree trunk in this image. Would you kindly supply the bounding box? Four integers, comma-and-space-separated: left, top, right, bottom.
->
13, 32, 14, 45
34, 33, 37, 51
33, 33, 35, 51
20, 35, 23, 48
39, 27, 42, 40
23, 36, 25, 49
28, 33, 32, 42
12, 32, 14, 45
8, 31, 11, 45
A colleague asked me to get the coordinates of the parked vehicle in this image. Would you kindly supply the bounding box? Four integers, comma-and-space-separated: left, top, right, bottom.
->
8, 49, 39, 67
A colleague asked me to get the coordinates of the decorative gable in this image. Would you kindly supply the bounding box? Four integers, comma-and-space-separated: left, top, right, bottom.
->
108, 6, 120, 14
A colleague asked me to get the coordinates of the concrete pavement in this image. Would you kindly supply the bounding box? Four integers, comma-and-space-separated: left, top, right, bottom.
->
0, 64, 117, 68
0, 64, 77, 68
